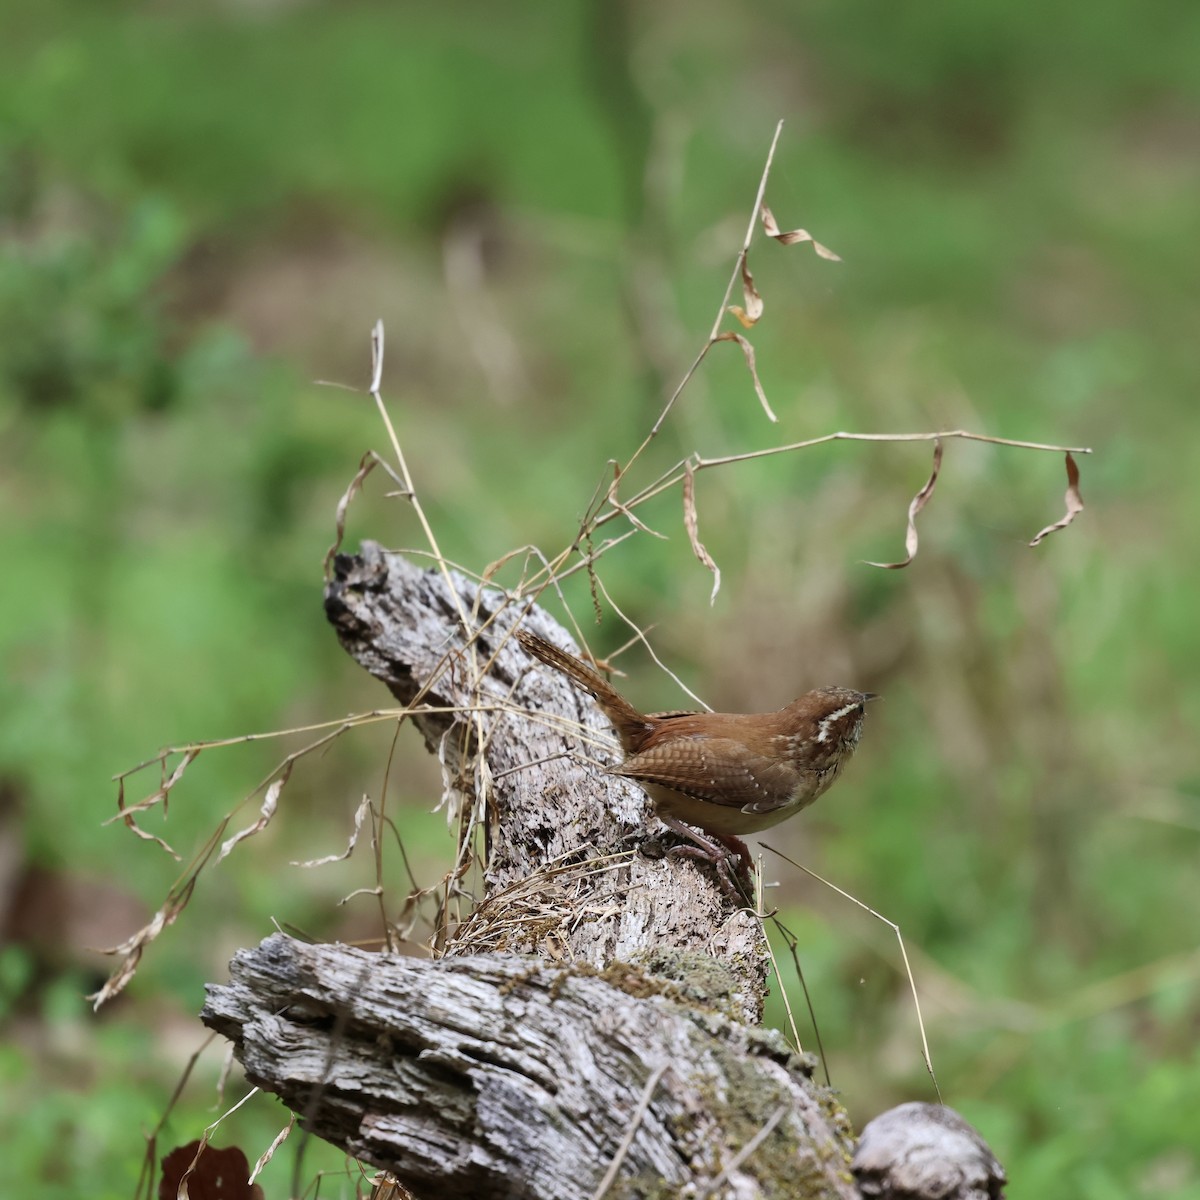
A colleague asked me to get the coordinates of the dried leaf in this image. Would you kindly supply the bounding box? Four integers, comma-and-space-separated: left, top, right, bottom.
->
292, 793, 371, 867
160, 1139, 263, 1200
1029, 452, 1084, 546
107, 751, 198, 825
435, 727, 462, 827
482, 544, 534, 582
217, 762, 292, 864
248, 1118, 295, 1186
726, 254, 764, 329
760, 204, 841, 261
683, 463, 721, 604
608, 462, 667, 538
109, 778, 181, 859
369, 317, 385, 394
325, 450, 410, 574
370, 1174, 418, 1200
713, 331, 778, 422
108, 752, 199, 860
325, 453, 377, 572
866, 440, 943, 569
90, 875, 199, 1009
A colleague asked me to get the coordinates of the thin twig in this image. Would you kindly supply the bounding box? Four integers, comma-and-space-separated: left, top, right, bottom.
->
762, 844, 942, 1102
697, 1103, 790, 1198
591, 574, 711, 711
766, 914, 833, 1086
756, 864, 804, 1056
590, 1062, 669, 1200
700, 428, 1093, 467
594, 428, 1092, 535
368, 321, 472, 637
623, 120, 786, 468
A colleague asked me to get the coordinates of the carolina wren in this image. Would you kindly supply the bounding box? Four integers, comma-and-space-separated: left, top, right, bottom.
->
517, 629, 875, 892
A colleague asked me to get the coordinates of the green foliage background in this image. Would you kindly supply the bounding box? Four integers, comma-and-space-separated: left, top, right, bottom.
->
1, 1, 1197, 1196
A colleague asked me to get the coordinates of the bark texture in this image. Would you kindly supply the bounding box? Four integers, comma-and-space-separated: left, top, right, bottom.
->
203, 935, 859, 1200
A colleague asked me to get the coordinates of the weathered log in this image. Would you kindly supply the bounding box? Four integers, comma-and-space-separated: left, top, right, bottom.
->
199, 543, 1005, 1198
203, 935, 859, 1200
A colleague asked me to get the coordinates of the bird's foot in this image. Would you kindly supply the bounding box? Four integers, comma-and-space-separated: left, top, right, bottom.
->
657, 817, 756, 906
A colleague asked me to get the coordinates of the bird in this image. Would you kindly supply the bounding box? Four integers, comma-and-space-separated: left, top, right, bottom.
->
516, 628, 875, 897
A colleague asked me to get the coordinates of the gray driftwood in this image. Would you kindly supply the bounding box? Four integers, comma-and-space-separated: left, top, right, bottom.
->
199, 543, 1005, 1199
204, 935, 858, 1200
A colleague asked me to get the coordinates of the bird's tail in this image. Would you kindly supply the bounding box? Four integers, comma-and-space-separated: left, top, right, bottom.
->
516, 629, 647, 750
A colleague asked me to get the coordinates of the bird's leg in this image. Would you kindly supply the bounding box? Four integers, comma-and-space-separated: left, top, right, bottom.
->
657, 815, 755, 904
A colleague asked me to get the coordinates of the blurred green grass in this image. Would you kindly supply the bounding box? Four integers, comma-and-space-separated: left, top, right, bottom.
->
1, 1, 1198, 1196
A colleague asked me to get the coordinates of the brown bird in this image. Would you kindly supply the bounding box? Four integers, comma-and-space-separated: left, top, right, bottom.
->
517, 629, 875, 896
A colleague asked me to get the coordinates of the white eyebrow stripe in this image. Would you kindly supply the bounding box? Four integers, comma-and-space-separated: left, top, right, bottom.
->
816, 702, 862, 743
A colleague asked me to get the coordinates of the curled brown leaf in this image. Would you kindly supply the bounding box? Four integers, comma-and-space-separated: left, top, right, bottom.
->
249, 1117, 296, 1187
89, 873, 201, 1009
108, 752, 199, 859
683, 463, 721, 604
726, 254, 764, 329
325, 451, 411, 575
217, 761, 293, 864
866, 439, 943, 569
1029, 452, 1084, 546
160, 1139, 264, 1200
760, 204, 842, 261
713, 331, 777, 422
